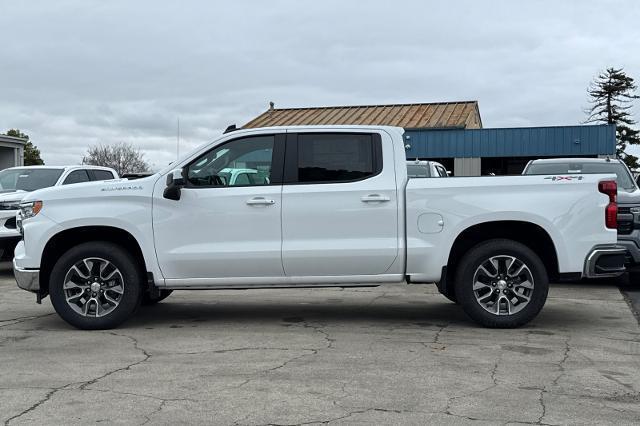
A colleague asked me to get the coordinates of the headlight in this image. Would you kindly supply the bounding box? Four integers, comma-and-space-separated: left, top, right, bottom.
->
19, 201, 43, 219
0, 201, 20, 210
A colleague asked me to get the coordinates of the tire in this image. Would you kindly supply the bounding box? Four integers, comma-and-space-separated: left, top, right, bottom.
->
49, 242, 143, 330
442, 287, 458, 304
141, 289, 173, 306
454, 239, 549, 328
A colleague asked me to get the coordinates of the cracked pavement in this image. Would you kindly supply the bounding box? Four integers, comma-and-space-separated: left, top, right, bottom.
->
1, 265, 640, 425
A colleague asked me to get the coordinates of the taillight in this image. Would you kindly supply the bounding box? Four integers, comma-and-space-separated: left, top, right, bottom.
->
598, 180, 617, 229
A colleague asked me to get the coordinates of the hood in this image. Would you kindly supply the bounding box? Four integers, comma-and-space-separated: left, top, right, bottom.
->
0, 190, 28, 204
21, 175, 160, 203
617, 188, 640, 205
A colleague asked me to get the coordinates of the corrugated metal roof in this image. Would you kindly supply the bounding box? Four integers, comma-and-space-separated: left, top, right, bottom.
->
243, 101, 482, 129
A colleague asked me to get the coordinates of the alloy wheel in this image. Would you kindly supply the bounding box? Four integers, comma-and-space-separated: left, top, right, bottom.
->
62, 257, 125, 317
472, 255, 534, 315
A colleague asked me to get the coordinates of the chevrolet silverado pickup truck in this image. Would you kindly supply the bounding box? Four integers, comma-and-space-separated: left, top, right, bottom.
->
13, 126, 625, 330
523, 157, 640, 281
406, 160, 449, 178
0, 166, 118, 259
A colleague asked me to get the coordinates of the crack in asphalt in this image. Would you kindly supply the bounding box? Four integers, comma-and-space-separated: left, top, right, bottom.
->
551, 337, 571, 387
262, 407, 434, 425
533, 336, 571, 425
78, 331, 151, 391
3, 380, 81, 426
0, 313, 55, 328
535, 387, 547, 425
3, 331, 153, 425
442, 359, 501, 422
175, 346, 298, 355
235, 319, 335, 392
601, 373, 635, 391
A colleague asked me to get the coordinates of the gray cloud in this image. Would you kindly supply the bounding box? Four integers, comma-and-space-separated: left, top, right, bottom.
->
1, 0, 639, 168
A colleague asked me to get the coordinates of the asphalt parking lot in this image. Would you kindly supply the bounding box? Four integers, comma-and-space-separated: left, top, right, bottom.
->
1, 265, 640, 425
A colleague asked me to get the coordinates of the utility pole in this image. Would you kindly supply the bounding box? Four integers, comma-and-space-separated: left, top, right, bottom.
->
177, 117, 180, 159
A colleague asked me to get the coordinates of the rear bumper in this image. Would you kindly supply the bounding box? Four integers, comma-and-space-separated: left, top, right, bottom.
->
583, 245, 626, 278
13, 258, 40, 293
617, 236, 640, 265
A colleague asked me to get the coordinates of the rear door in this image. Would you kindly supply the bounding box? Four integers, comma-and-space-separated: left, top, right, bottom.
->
281, 131, 399, 276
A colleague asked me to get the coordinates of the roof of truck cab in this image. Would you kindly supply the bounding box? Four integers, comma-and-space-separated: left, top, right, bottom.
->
5, 165, 116, 171
530, 158, 619, 163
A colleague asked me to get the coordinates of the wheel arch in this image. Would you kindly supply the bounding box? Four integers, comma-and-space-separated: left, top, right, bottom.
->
40, 226, 149, 296
446, 220, 559, 283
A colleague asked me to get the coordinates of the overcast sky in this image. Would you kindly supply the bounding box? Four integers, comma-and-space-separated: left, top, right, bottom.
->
2, 0, 640, 169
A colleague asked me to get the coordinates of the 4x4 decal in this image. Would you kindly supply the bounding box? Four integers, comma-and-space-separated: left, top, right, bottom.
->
544, 176, 584, 181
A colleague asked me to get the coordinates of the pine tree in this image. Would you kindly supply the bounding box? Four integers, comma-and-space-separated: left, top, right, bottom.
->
586, 68, 640, 169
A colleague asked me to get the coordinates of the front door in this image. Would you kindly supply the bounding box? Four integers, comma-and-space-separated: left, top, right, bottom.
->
281, 132, 399, 277
153, 134, 285, 281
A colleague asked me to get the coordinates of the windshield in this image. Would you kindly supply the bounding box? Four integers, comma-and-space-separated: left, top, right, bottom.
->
0, 168, 63, 192
525, 162, 636, 190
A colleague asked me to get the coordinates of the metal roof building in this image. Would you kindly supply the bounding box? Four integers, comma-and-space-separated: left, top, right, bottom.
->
244, 101, 482, 129
244, 102, 616, 176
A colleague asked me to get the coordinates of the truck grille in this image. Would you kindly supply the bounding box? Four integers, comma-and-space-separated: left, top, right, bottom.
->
618, 206, 635, 235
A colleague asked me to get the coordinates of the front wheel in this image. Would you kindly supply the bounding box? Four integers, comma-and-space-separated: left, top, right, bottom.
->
49, 242, 143, 330
454, 239, 549, 328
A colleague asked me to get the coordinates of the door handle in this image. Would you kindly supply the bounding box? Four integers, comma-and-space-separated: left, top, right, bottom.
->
246, 197, 275, 206
361, 194, 391, 202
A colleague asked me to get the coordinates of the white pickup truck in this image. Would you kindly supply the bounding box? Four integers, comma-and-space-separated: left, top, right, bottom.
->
0, 166, 118, 258
13, 126, 625, 330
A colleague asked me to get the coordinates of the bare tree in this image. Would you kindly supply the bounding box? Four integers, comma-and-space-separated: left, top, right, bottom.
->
82, 142, 150, 176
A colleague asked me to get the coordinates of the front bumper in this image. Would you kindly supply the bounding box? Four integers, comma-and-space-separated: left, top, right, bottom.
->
0, 235, 22, 249
584, 246, 626, 278
13, 258, 40, 293
0, 208, 21, 238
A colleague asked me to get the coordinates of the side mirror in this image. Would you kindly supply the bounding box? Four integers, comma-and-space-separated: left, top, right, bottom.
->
163, 168, 185, 200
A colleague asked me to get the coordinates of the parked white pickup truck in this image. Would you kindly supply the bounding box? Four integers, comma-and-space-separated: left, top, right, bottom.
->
13, 126, 625, 330
0, 165, 118, 258
406, 160, 449, 178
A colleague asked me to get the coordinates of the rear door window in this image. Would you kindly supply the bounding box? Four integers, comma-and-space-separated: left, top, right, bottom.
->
92, 170, 116, 181
63, 170, 91, 185
292, 133, 381, 184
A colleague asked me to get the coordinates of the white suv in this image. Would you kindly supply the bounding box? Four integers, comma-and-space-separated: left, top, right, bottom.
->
0, 165, 118, 257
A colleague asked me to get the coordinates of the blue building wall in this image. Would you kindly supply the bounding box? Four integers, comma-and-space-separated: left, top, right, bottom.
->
404, 124, 616, 159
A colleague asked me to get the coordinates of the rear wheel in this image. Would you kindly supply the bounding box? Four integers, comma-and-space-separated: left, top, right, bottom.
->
49, 242, 142, 330
454, 239, 548, 328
